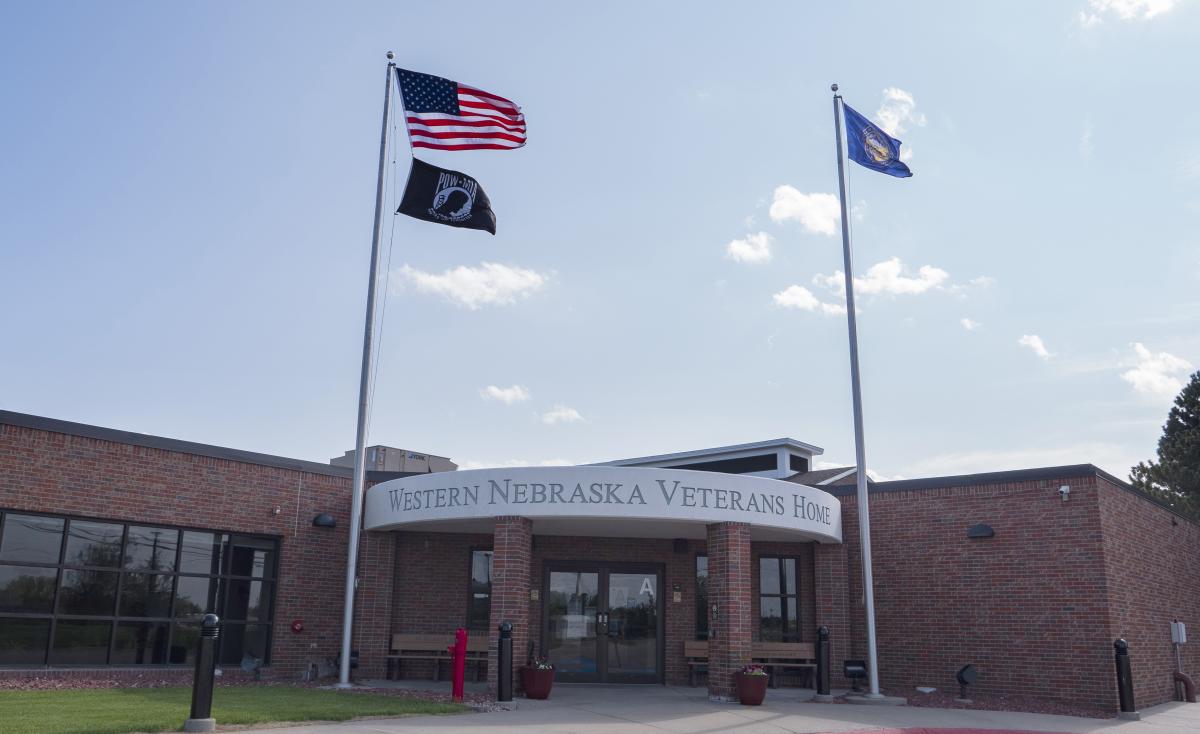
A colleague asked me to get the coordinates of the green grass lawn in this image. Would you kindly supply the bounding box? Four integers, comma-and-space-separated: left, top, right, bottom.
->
0, 686, 468, 734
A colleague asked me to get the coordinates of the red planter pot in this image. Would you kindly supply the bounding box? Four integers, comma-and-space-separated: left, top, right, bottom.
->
735, 672, 768, 705
520, 667, 555, 699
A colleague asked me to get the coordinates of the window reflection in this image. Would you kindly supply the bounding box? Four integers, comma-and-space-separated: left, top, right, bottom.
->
0, 511, 278, 667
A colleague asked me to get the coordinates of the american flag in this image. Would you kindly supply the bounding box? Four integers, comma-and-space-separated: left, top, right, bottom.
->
395, 68, 526, 151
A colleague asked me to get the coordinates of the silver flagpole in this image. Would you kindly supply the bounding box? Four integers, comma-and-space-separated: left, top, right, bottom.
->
831, 83, 882, 699
338, 51, 396, 688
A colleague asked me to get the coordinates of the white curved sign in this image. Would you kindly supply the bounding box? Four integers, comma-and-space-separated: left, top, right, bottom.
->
365, 466, 842, 543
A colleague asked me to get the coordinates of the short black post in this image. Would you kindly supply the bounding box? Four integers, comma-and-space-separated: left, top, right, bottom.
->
1114, 638, 1137, 717
497, 621, 513, 702
185, 614, 220, 732
815, 626, 831, 697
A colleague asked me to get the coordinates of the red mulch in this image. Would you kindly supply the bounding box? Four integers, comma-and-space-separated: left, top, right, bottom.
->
899, 688, 1116, 719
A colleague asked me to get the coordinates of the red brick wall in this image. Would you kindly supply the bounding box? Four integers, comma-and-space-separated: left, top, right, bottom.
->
0, 422, 383, 679
706, 522, 752, 700
844, 474, 1116, 710
487, 517, 532, 691
1097, 476, 1200, 708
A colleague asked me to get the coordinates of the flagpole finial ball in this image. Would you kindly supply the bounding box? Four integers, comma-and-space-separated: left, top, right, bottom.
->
386, 51, 394, 60
831, 83, 839, 92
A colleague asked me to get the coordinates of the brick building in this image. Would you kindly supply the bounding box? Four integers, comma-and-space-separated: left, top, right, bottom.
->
1, 409, 1196, 712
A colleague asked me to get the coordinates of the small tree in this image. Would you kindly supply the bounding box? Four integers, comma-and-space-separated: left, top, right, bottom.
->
1130, 370, 1200, 519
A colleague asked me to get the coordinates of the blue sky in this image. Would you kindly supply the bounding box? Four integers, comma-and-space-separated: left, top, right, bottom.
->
2, 1, 1198, 479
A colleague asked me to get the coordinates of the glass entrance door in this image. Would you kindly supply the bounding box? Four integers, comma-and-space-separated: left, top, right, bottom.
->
543, 563, 662, 683
545, 570, 600, 680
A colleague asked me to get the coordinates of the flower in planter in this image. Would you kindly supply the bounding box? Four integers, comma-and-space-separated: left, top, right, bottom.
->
530, 656, 555, 671
740, 664, 768, 676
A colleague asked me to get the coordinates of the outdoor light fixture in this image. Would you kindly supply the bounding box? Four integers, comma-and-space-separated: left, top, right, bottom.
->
957, 664, 978, 701
967, 523, 995, 539
843, 659, 868, 692
312, 513, 336, 528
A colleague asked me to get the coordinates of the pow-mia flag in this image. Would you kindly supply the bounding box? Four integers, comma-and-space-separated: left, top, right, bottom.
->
397, 157, 496, 234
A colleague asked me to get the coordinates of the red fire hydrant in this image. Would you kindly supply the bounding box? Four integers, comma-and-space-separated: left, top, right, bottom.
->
447, 627, 468, 702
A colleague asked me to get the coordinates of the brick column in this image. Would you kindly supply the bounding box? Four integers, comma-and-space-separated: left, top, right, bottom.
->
351, 530, 396, 679
487, 516, 533, 693
707, 521, 752, 701
814, 540, 851, 688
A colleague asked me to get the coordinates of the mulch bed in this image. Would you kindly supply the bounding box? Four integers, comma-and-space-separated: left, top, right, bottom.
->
900, 688, 1116, 719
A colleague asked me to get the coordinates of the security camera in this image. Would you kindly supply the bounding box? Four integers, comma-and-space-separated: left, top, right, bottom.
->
1058, 485, 1070, 502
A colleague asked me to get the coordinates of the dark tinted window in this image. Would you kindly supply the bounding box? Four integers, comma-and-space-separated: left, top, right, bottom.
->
179, 532, 222, 575
113, 622, 170, 665
0, 511, 278, 667
0, 618, 50, 665
759, 556, 800, 642
64, 521, 123, 568
124, 527, 178, 572
0, 514, 64, 564
0, 565, 57, 614
695, 555, 709, 640
119, 573, 174, 618
50, 620, 112, 665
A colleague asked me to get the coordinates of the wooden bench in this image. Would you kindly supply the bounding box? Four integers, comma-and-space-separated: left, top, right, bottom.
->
683, 640, 816, 688
753, 641, 816, 688
385, 633, 489, 682
683, 640, 709, 687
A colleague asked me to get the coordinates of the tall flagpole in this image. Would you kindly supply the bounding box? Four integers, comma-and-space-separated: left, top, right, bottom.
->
338, 51, 396, 688
831, 83, 882, 699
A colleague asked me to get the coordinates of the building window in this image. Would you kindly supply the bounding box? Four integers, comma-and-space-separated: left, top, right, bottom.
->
467, 550, 492, 630
0, 510, 278, 668
759, 556, 799, 642
695, 555, 708, 640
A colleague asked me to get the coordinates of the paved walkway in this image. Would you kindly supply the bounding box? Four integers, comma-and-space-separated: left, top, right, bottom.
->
248, 684, 1200, 734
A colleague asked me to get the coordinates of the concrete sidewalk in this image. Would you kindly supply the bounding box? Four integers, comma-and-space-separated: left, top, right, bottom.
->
248, 684, 1200, 734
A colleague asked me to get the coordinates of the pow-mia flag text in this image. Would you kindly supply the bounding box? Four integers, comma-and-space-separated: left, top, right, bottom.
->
397, 157, 497, 234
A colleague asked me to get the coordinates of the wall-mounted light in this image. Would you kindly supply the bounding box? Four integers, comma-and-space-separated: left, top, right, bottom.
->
966, 523, 995, 539
1059, 485, 1071, 502
312, 513, 336, 528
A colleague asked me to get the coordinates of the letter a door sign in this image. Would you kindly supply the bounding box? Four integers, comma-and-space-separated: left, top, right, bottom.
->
639, 577, 654, 597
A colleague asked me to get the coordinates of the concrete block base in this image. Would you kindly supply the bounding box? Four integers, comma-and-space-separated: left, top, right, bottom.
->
812, 693, 835, 702
1118, 711, 1141, 721
183, 718, 216, 733
845, 694, 908, 706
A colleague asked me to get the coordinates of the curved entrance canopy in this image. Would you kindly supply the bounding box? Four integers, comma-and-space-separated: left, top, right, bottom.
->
365, 466, 842, 543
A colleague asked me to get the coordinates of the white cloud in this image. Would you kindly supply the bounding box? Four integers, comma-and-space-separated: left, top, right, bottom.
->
1018, 334, 1051, 360
875, 88, 926, 138
768, 186, 840, 236
1085, 0, 1178, 22
480, 384, 531, 404
960, 318, 981, 331
815, 257, 949, 297
541, 405, 585, 425
460, 458, 575, 470
397, 262, 547, 309
726, 232, 773, 264
1080, 120, 1094, 160
1120, 342, 1193, 399
970, 275, 997, 287
772, 285, 846, 316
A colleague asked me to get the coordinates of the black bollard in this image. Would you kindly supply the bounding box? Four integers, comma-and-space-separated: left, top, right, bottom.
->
1114, 639, 1137, 715
497, 621, 513, 702
816, 626, 831, 696
185, 614, 220, 732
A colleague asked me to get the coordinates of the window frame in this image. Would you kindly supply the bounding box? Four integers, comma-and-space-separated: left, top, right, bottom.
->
0, 508, 279, 668
694, 553, 709, 640
757, 554, 801, 642
465, 547, 494, 631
